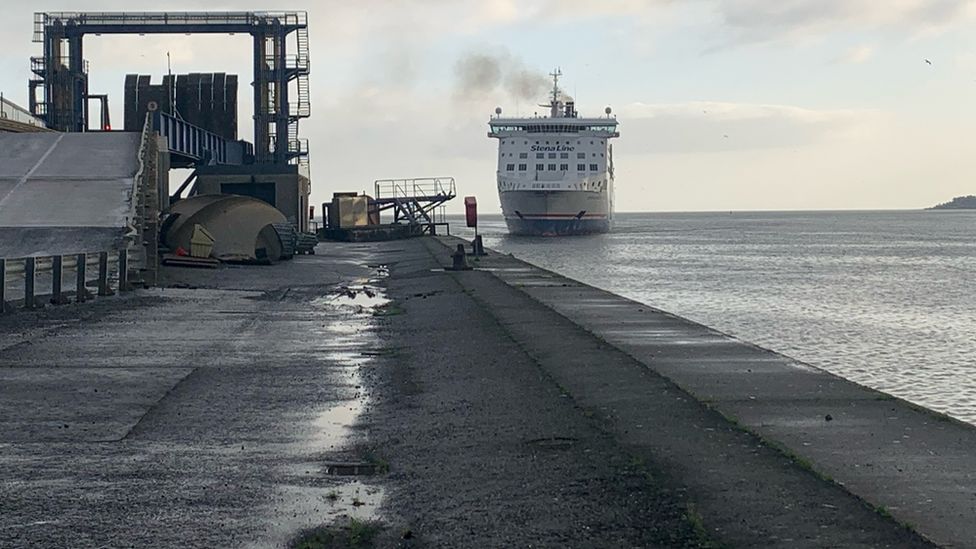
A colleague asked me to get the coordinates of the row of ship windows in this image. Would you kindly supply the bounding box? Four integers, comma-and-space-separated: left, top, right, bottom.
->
491, 125, 616, 134
499, 181, 608, 190
505, 163, 601, 172
501, 140, 607, 146
503, 152, 605, 159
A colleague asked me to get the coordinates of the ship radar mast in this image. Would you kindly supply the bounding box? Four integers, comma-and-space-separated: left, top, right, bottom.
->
550, 68, 562, 106
542, 68, 563, 118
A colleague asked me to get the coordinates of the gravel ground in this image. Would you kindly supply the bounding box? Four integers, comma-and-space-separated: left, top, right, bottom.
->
363, 242, 706, 548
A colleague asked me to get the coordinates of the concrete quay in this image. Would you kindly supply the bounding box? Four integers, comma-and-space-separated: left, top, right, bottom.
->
0, 234, 969, 547
421, 235, 974, 548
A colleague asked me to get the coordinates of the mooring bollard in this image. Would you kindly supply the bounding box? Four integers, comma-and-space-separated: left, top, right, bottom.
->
76, 253, 88, 303
449, 244, 472, 271
97, 252, 113, 297
24, 257, 36, 309
472, 235, 486, 257
51, 255, 68, 305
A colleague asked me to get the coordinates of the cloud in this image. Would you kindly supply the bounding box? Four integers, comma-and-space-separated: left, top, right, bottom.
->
458, 0, 657, 25
615, 101, 882, 153
834, 45, 876, 64
711, 0, 976, 45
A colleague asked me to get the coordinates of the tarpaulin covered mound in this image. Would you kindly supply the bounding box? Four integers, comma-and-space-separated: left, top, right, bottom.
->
164, 194, 288, 263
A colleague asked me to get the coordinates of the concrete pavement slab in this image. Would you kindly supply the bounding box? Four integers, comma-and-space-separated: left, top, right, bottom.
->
0, 368, 192, 442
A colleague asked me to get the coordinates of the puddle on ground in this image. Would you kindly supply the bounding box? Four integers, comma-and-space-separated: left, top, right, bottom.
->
307, 279, 391, 370
249, 482, 385, 549
326, 481, 384, 517
271, 271, 390, 540
319, 285, 391, 310
311, 396, 364, 451
304, 278, 388, 448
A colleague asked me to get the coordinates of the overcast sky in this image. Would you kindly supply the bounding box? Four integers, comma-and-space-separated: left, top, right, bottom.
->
2, 1, 975, 213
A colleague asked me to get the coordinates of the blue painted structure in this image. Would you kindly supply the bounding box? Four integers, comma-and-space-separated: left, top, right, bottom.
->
153, 112, 253, 168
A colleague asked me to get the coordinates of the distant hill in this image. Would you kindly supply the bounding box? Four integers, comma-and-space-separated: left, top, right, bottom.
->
929, 195, 976, 210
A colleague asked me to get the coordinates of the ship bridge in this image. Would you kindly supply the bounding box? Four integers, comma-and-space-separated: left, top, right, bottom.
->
488, 118, 618, 138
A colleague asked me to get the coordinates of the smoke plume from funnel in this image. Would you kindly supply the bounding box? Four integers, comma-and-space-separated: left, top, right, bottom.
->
504, 67, 550, 101
455, 53, 504, 97
454, 51, 551, 102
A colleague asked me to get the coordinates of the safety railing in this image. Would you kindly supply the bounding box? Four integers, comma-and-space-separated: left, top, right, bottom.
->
0, 95, 45, 127
0, 250, 129, 314
374, 177, 457, 201
35, 11, 308, 41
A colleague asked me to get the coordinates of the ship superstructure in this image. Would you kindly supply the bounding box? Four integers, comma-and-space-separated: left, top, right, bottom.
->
488, 70, 619, 235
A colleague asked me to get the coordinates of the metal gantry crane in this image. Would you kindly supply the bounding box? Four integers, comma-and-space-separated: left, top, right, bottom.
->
28, 11, 311, 166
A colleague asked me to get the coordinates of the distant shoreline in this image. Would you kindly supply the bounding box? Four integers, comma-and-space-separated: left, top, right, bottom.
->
928, 196, 976, 210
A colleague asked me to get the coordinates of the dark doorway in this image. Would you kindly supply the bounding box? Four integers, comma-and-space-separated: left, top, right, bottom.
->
221, 182, 276, 207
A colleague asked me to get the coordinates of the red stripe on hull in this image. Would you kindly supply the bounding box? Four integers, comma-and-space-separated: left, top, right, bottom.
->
513, 214, 608, 219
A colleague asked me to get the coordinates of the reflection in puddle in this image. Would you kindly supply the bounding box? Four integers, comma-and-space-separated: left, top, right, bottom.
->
271, 274, 390, 542
314, 281, 391, 311
312, 397, 364, 451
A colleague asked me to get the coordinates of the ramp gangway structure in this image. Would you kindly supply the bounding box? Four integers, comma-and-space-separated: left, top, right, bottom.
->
154, 111, 254, 168
29, 11, 310, 166
373, 177, 456, 234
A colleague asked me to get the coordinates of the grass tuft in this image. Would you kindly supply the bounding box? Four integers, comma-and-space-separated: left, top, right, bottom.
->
372, 303, 405, 317
683, 503, 723, 548
358, 446, 391, 475
292, 518, 381, 549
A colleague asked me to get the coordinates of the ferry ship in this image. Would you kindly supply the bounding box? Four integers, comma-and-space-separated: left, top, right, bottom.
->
488, 70, 619, 236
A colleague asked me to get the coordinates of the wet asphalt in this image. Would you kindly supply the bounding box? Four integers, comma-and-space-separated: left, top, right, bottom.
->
0, 245, 406, 548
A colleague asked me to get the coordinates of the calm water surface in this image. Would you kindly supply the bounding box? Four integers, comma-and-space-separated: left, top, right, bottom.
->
452, 211, 976, 424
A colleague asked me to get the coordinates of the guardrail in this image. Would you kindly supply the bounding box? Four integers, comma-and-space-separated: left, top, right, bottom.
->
0, 95, 46, 128
0, 250, 128, 314
374, 177, 457, 201
34, 11, 308, 42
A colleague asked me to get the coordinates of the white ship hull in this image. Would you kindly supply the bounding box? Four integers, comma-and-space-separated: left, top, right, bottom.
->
499, 186, 611, 236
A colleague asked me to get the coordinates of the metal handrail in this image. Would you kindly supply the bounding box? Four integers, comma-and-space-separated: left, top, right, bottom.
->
35, 11, 308, 40
1, 251, 125, 313
2, 254, 110, 280
374, 177, 457, 200
0, 95, 44, 127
